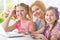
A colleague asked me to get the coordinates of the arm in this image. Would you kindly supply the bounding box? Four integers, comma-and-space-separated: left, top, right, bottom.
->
50, 27, 60, 40
2, 9, 16, 32
3, 22, 16, 32
32, 26, 45, 34
33, 34, 48, 40
29, 21, 36, 33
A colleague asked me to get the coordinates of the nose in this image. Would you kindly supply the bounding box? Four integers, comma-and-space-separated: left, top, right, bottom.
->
19, 11, 22, 14
17, 11, 22, 16
48, 16, 51, 19
35, 11, 39, 14
20, 12, 22, 15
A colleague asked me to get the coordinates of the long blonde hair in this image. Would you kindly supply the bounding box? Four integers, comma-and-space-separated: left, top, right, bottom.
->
15, 3, 31, 19
30, 0, 46, 19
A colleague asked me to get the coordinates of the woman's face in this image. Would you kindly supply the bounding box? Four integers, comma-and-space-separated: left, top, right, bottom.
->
16, 6, 27, 19
45, 9, 57, 24
32, 5, 44, 18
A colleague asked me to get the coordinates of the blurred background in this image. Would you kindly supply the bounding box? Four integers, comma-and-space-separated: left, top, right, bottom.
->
0, 0, 60, 23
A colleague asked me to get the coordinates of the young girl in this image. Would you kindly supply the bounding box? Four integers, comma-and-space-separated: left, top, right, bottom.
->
2, 3, 36, 35
32, 6, 60, 40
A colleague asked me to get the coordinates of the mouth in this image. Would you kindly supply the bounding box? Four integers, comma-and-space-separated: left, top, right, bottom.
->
47, 20, 52, 23
35, 13, 40, 16
19, 13, 23, 16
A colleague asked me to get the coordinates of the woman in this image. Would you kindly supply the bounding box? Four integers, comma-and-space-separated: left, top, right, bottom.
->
2, 3, 36, 35
32, 6, 60, 40
30, 1, 46, 30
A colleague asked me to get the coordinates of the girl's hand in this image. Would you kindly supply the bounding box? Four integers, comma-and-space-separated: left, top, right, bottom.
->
18, 30, 29, 35
9, 7, 16, 17
52, 30, 60, 38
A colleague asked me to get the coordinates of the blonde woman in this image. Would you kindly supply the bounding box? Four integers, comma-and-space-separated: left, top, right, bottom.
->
30, 0, 46, 32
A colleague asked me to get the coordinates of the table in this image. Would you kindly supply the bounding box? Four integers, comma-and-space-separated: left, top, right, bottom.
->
0, 22, 42, 40
0, 34, 36, 40
0, 24, 34, 40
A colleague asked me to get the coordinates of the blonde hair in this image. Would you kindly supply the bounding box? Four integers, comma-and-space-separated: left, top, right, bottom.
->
30, 0, 46, 19
32, 1, 46, 12
15, 3, 29, 12
15, 3, 31, 19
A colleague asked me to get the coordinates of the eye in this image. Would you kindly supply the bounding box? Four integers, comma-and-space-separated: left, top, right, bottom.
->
36, 8, 39, 11
32, 8, 39, 13
21, 10, 24, 12
45, 14, 48, 16
50, 14, 54, 16
16, 10, 19, 12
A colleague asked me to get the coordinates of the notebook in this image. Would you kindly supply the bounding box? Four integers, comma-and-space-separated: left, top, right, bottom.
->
0, 24, 25, 38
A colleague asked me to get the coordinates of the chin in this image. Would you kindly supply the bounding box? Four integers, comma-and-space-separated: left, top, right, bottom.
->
47, 21, 52, 24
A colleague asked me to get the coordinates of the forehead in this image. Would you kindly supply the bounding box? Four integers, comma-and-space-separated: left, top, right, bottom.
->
32, 5, 39, 10
46, 9, 56, 15
16, 6, 25, 10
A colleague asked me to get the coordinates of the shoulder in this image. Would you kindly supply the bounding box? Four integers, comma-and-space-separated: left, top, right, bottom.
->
26, 20, 36, 28
54, 25, 60, 30
15, 20, 21, 26
28, 20, 36, 25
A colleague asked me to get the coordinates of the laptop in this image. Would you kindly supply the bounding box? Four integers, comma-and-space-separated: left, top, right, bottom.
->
0, 24, 25, 38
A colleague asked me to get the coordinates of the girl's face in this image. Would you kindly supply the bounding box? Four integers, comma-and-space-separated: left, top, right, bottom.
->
16, 6, 27, 19
32, 5, 44, 18
45, 9, 57, 24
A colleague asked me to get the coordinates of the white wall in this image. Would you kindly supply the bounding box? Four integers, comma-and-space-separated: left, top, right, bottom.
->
18, 0, 60, 11
18, 0, 60, 22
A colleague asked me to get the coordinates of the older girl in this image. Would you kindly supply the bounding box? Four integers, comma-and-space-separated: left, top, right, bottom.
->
2, 3, 36, 34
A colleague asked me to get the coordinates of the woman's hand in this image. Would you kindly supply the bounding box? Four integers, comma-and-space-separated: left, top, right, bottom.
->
32, 31, 40, 34
31, 34, 48, 40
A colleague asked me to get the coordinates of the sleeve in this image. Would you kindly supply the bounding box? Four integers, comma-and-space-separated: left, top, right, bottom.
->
51, 26, 60, 38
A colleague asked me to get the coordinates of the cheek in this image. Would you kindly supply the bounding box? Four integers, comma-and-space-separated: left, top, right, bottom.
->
33, 12, 36, 16
48, 16, 57, 23
52, 16, 57, 21
16, 13, 20, 17
45, 16, 48, 22
38, 10, 43, 16
45, 16, 47, 20
22, 12, 27, 16
52, 15, 56, 19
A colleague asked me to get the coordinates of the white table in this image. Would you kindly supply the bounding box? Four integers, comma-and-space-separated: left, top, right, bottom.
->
0, 35, 34, 40
0, 22, 42, 40
0, 24, 34, 40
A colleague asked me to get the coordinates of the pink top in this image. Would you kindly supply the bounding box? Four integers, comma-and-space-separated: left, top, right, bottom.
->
16, 20, 32, 32
44, 25, 60, 39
